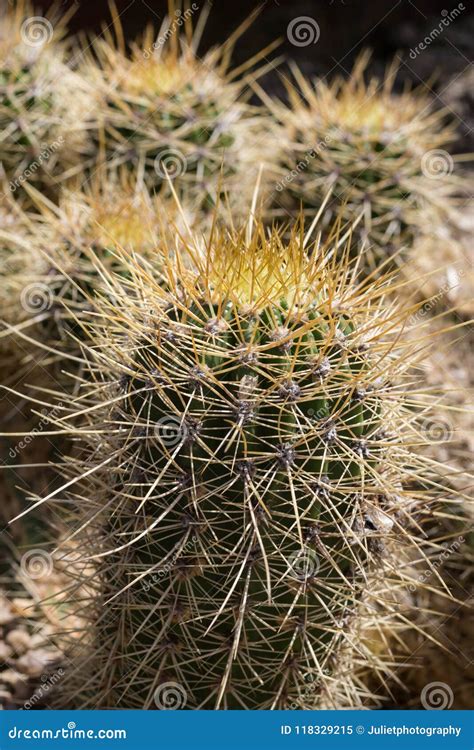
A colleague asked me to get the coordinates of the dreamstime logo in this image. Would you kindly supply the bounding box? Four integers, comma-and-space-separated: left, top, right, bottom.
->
9, 136, 65, 194
287, 17, 320, 47
409, 4, 465, 59
421, 681, 454, 710
421, 149, 454, 179
288, 548, 320, 581
154, 415, 188, 447
154, 149, 187, 180
20, 282, 53, 314
20, 549, 53, 579
21, 16, 54, 47
420, 416, 452, 442
153, 681, 187, 710
408, 536, 464, 592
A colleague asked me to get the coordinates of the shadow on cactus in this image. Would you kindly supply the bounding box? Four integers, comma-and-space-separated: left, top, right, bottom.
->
18, 211, 452, 710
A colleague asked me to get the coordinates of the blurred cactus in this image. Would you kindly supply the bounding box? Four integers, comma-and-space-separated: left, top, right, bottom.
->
265, 53, 465, 271
377, 502, 473, 710
0, 172, 197, 387
0, 1, 91, 203
79, 7, 276, 212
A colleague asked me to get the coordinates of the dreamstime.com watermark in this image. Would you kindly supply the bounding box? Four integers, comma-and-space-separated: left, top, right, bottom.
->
409, 267, 464, 325
8, 137, 64, 194
143, 4, 199, 58
409, 536, 464, 592
409, 4, 465, 59
8, 403, 63, 460
275, 133, 340, 192
23, 668, 64, 710
288, 669, 331, 710
8, 723, 127, 740
142, 536, 198, 591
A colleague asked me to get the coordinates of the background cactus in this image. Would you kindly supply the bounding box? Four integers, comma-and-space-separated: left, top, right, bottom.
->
264, 53, 467, 271
397, 532, 473, 710
79, 7, 276, 212
0, 192, 40, 383
358, 502, 474, 710
0, 172, 198, 387
0, 1, 91, 203
34, 217, 446, 709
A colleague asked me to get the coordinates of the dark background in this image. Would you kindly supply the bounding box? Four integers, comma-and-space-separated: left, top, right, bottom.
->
32, 0, 474, 148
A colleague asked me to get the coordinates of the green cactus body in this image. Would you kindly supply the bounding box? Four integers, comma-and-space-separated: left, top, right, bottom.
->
45, 225, 421, 710
121, 304, 379, 709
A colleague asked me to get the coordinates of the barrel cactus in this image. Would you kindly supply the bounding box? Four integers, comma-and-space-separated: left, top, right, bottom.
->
266, 52, 463, 270
0, 1, 91, 203
36, 217, 444, 710
0, 173, 199, 383
80, 8, 275, 212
